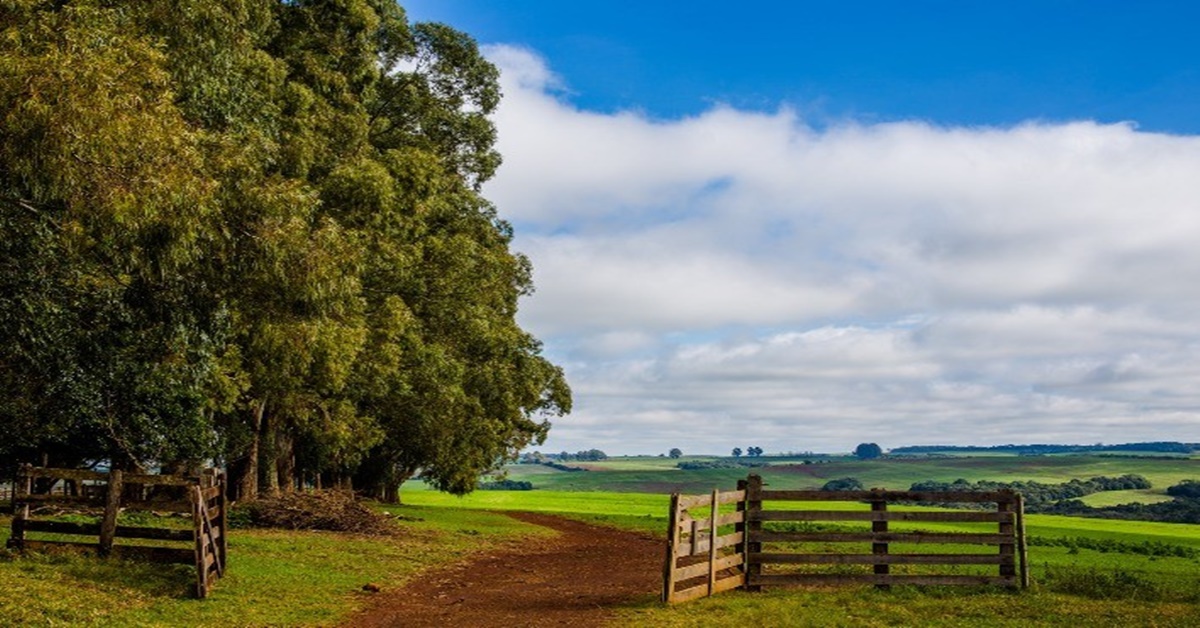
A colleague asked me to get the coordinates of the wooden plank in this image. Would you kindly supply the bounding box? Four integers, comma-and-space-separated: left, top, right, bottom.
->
750, 574, 1017, 587
23, 520, 98, 536
99, 469, 123, 557
675, 552, 745, 580
687, 531, 745, 554
756, 510, 1014, 523
662, 493, 681, 602
19, 540, 193, 564
670, 582, 713, 604
200, 486, 222, 500
26, 468, 108, 482
715, 511, 744, 526
753, 553, 1009, 565
25, 520, 189, 542
122, 499, 193, 513
677, 494, 714, 510
750, 531, 1012, 544
712, 572, 744, 594
759, 490, 1017, 503
123, 473, 196, 487
16, 493, 102, 505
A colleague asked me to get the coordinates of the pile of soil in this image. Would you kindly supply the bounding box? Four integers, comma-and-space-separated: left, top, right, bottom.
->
239, 490, 397, 535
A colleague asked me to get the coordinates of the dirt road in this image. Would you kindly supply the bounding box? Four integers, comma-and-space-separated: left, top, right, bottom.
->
344, 512, 664, 627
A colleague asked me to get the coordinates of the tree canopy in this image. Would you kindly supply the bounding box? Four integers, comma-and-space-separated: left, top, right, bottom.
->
0, 0, 570, 500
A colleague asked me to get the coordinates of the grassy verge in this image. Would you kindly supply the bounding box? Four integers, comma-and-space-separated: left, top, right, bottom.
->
0, 506, 546, 627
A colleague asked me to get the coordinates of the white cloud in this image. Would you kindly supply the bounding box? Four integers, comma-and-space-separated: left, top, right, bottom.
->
483, 46, 1200, 454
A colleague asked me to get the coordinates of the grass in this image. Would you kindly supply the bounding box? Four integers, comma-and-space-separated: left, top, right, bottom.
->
5, 453, 1200, 626
0, 506, 545, 627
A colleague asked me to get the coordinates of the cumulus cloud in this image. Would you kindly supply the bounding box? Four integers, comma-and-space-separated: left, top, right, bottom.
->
482, 45, 1200, 454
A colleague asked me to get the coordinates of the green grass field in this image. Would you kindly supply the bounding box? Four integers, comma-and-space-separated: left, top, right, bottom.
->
4, 453, 1200, 626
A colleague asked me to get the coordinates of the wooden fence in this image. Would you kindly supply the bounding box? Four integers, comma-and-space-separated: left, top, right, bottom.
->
664, 474, 1028, 602
6, 465, 228, 598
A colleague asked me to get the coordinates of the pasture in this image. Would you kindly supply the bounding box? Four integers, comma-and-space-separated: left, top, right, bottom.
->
3, 452, 1200, 626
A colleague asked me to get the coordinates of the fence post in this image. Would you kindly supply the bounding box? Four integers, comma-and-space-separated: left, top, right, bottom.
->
871, 491, 890, 589
217, 471, 229, 574
998, 492, 1016, 584
707, 489, 719, 596
662, 493, 681, 602
7, 463, 32, 550
193, 484, 209, 598
98, 469, 123, 557
1015, 493, 1028, 588
736, 478, 748, 590
745, 474, 763, 592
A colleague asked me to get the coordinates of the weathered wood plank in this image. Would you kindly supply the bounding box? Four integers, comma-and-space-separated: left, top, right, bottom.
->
674, 552, 745, 581
683, 530, 745, 555
26, 468, 108, 482
752, 553, 1010, 565
19, 540, 193, 564
750, 531, 1013, 544
669, 572, 745, 603
756, 510, 1014, 523
123, 474, 197, 487
677, 494, 713, 510
1016, 494, 1029, 589
759, 490, 1017, 503
749, 574, 1017, 587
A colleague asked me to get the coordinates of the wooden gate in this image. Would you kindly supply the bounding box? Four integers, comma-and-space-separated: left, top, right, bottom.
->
663, 474, 1028, 602
7, 465, 228, 598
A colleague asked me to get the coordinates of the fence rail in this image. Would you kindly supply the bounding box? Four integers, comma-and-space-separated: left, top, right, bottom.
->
663, 474, 1028, 603
6, 464, 227, 598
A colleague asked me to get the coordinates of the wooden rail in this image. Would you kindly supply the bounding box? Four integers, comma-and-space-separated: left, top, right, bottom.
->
6, 465, 228, 598
663, 474, 1029, 603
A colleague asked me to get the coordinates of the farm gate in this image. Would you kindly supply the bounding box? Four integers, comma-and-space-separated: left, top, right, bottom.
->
663, 474, 1028, 602
7, 464, 228, 598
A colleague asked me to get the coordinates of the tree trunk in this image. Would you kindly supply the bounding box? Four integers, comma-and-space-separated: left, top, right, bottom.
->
235, 399, 266, 501
277, 432, 295, 492
261, 410, 279, 496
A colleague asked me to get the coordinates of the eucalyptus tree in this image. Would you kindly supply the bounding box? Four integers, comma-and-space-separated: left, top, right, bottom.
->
0, 0, 570, 498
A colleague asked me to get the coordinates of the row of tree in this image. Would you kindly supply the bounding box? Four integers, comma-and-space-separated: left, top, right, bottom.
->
0, 0, 569, 501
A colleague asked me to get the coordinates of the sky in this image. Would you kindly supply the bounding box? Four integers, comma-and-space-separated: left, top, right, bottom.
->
403, 1, 1200, 455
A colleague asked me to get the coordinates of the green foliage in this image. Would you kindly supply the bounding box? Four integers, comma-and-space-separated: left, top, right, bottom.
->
821, 477, 865, 491
855, 442, 883, 459
0, 1, 570, 494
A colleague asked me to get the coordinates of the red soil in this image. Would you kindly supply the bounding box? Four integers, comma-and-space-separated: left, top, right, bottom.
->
343, 512, 664, 628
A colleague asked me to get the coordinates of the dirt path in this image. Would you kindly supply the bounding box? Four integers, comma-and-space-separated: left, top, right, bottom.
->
344, 512, 664, 628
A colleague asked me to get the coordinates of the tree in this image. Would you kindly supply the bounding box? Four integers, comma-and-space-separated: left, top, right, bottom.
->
1, 0, 570, 500
669, 448, 683, 459
854, 443, 884, 460
732, 447, 742, 458
746, 446, 763, 457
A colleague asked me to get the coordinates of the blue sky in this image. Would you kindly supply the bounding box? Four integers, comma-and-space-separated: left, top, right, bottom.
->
403, 1, 1200, 455
407, 1, 1200, 132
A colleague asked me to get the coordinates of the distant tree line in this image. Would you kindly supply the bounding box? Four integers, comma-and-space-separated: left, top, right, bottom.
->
891, 442, 1195, 456
477, 479, 533, 491
677, 460, 768, 470
909, 475, 1152, 508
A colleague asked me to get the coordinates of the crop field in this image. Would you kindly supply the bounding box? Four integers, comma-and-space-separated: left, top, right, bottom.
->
504, 454, 1200, 499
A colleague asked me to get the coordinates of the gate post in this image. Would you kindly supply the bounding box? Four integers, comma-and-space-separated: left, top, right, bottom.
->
736, 478, 748, 589
871, 490, 889, 589
7, 463, 32, 550
98, 469, 123, 557
998, 491, 1017, 584
662, 493, 682, 602
745, 474, 763, 592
